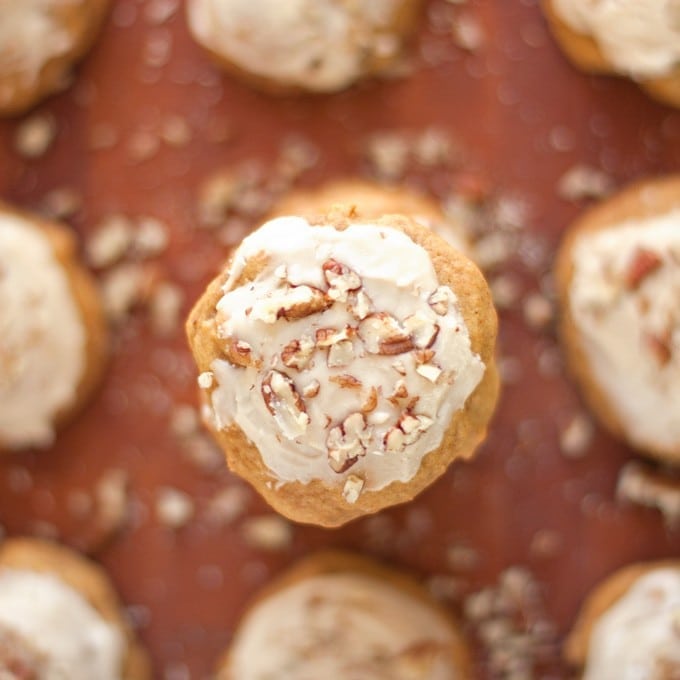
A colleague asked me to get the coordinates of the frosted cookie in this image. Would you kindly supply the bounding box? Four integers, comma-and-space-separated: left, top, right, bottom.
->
216, 551, 472, 679
0, 0, 110, 116
0, 537, 150, 679
566, 561, 680, 679
555, 177, 680, 465
0, 204, 108, 451
270, 179, 474, 258
542, 0, 680, 108
186, 0, 423, 94
187, 207, 498, 526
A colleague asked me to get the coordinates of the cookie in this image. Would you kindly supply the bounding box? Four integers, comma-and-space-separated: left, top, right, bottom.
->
216, 551, 472, 679
187, 206, 498, 526
0, 203, 108, 451
555, 176, 680, 465
0, 0, 110, 116
269, 178, 474, 257
542, 0, 680, 108
565, 560, 680, 678
186, 0, 423, 94
0, 537, 150, 679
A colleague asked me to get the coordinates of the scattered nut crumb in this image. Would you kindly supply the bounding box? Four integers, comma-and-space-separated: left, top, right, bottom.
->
205, 486, 250, 526
149, 281, 184, 337
197, 372, 214, 389
87, 215, 135, 268
156, 487, 195, 529
617, 461, 680, 527
523, 292, 553, 330
559, 414, 594, 458
241, 515, 293, 551
14, 114, 57, 158
463, 566, 560, 678
96, 468, 130, 538
557, 164, 614, 201
134, 217, 169, 258
41, 187, 82, 220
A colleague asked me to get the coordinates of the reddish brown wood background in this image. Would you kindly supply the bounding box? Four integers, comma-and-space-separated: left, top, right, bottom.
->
0, 0, 678, 677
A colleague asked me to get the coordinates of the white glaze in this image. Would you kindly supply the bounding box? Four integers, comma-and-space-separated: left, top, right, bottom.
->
0, 569, 124, 679
552, 0, 680, 78
0, 0, 80, 87
186, 0, 408, 91
569, 210, 680, 454
227, 572, 461, 679
207, 217, 485, 495
584, 567, 680, 679
0, 213, 86, 449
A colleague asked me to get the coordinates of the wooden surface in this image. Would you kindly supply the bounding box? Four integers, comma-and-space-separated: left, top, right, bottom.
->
0, 0, 679, 677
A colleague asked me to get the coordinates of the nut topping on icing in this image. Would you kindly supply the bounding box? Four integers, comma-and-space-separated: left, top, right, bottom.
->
261, 370, 310, 439
625, 248, 662, 289
208, 217, 486, 495
327, 413, 370, 473
357, 313, 414, 356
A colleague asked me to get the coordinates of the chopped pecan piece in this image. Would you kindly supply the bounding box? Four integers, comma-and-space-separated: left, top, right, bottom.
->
358, 313, 414, 355
322, 259, 361, 302
261, 371, 310, 438
225, 338, 260, 368
404, 312, 439, 348
383, 412, 433, 452
281, 335, 315, 370
342, 474, 365, 504
428, 286, 451, 315
329, 374, 362, 388
645, 330, 672, 366
327, 412, 371, 473
625, 248, 662, 289
348, 289, 373, 320
250, 284, 330, 323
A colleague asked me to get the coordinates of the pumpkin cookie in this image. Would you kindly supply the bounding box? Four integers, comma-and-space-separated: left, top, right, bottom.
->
0, 537, 150, 679
217, 551, 472, 679
566, 561, 680, 679
0, 0, 110, 116
270, 178, 474, 257
187, 207, 498, 526
186, 0, 423, 94
0, 203, 108, 451
542, 0, 680, 108
555, 176, 680, 465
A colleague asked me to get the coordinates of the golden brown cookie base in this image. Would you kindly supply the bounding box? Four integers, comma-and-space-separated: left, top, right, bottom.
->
0, 204, 108, 453
0, 0, 110, 116
0, 538, 151, 678
565, 559, 680, 671
555, 176, 680, 466
189, 0, 424, 95
542, 0, 680, 109
187, 207, 498, 526
216, 550, 472, 679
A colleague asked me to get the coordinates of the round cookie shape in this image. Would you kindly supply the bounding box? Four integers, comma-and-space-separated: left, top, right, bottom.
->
555, 176, 680, 464
186, 0, 423, 94
0, 538, 150, 679
217, 551, 472, 679
0, 0, 110, 116
270, 178, 474, 258
0, 204, 108, 452
542, 0, 680, 108
566, 561, 680, 679
187, 208, 498, 526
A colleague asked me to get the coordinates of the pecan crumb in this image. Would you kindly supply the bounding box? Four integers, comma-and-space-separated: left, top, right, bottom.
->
625, 248, 662, 289
617, 461, 680, 527
261, 371, 309, 438
241, 515, 293, 551
343, 475, 365, 504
